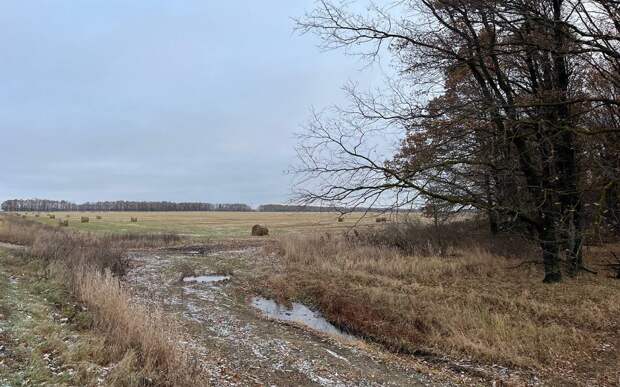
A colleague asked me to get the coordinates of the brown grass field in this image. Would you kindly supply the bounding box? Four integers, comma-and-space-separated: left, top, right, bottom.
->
19, 211, 398, 240
261, 231, 620, 385
1, 212, 619, 385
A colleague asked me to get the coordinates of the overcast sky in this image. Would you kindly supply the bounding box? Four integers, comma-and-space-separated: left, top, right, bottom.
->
0, 1, 381, 206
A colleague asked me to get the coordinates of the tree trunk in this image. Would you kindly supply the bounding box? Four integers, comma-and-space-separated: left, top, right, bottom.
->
540, 208, 562, 283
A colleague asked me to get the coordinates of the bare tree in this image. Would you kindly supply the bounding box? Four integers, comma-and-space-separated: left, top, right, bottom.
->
294, 0, 619, 282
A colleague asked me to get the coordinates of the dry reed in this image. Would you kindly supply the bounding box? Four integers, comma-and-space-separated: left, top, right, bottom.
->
262, 230, 620, 382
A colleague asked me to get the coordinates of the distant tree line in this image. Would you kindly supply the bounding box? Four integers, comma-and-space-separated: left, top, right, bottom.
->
1, 199, 394, 213
1, 199, 252, 212
259, 204, 370, 212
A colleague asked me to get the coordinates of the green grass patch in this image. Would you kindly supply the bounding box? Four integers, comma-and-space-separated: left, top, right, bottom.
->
0, 249, 108, 386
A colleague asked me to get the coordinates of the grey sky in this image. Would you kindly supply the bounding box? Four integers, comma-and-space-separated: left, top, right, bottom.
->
0, 1, 381, 206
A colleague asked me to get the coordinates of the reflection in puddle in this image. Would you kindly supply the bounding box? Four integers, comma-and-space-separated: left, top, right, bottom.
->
250, 297, 352, 339
183, 275, 230, 284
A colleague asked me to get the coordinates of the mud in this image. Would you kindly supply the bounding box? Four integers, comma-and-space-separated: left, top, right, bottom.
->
123, 247, 465, 386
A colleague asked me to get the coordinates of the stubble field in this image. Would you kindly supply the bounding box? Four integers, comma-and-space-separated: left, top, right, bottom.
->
21, 211, 396, 239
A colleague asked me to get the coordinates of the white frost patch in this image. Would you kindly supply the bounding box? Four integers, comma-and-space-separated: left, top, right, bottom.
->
183, 275, 230, 284
325, 349, 350, 363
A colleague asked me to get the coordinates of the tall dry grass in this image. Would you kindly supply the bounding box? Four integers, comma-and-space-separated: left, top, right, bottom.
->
69, 267, 199, 385
263, 228, 620, 383
0, 215, 201, 386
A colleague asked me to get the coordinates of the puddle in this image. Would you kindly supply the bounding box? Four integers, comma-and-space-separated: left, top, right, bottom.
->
250, 297, 352, 340
183, 275, 230, 284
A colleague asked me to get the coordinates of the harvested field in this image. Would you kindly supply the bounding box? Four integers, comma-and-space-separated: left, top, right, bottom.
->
25, 211, 405, 240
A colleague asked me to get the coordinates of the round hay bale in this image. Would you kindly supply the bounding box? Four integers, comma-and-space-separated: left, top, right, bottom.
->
81, 216, 89, 223
375, 217, 388, 223
251, 224, 269, 236
337, 217, 344, 222
49, 214, 55, 219
130, 217, 138, 223
96, 216, 102, 220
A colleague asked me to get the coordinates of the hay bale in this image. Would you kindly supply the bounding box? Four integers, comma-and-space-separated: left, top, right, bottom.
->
35, 214, 40, 218
375, 217, 388, 223
58, 220, 69, 227
81, 216, 89, 223
337, 217, 344, 222
96, 216, 102, 220
251, 224, 269, 236
130, 217, 138, 223
49, 214, 55, 219
66, 214, 70, 218
21, 215, 27, 219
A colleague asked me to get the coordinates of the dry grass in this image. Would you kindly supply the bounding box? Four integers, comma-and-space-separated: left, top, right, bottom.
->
69, 267, 199, 385
24, 210, 406, 240
101, 232, 182, 250
0, 216, 200, 386
262, 229, 620, 383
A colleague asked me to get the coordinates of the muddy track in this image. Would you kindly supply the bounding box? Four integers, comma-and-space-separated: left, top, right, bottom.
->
123, 246, 459, 386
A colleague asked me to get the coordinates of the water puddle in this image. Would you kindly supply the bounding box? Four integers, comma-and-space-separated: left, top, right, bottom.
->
250, 297, 352, 340
183, 275, 230, 284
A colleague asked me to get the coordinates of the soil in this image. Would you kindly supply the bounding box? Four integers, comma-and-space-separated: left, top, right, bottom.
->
123, 244, 480, 386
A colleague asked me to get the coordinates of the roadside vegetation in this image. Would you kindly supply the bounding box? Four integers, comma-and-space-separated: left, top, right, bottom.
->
0, 215, 201, 386
261, 220, 620, 384
0, 249, 108, 385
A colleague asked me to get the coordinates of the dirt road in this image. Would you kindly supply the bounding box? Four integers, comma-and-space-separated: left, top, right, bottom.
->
124, 246, 460, 386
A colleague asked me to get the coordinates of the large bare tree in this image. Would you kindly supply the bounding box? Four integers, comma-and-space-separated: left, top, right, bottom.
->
295, 0, 619, 282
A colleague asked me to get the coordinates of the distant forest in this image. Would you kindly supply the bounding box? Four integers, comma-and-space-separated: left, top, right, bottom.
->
0, 199, 392, 213
1, 199, 252, 212
256, 204, 386, 213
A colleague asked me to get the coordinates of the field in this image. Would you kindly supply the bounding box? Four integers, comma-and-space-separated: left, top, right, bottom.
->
1, 212, 619, 386
21, 211, 393, 240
